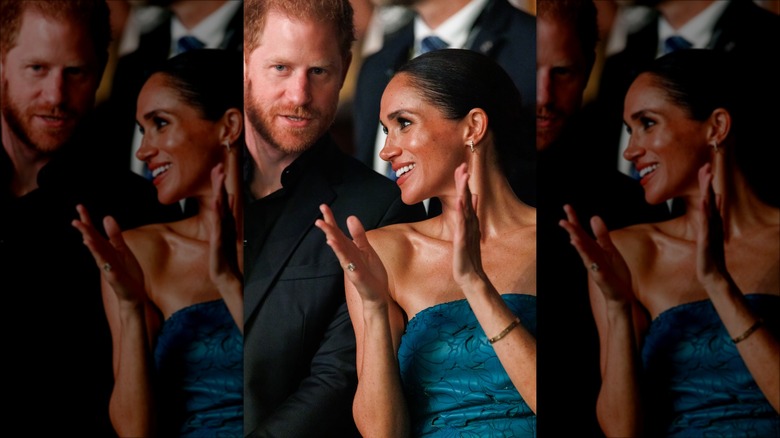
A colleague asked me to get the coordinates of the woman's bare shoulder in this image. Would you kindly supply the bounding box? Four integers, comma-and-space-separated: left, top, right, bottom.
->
121, 223, 173, 262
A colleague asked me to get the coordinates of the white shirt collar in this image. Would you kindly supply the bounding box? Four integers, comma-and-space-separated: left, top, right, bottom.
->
413, 0, 490, 56
657, 0, 730, 56
170, 0, 242, 56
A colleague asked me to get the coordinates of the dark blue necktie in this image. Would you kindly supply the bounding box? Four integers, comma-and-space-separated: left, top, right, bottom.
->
176, 35, 205, 54
420, 35, 449, 54
663, 35, 693, 54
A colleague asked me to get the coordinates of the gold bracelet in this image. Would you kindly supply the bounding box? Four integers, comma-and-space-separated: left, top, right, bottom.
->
732, 318, 764, 344
488, 317, 521, 344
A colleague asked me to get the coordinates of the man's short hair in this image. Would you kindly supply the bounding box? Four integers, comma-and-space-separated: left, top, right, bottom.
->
0, 0, 111, 65
537, 0, 598, 69
244, 0, 355, 58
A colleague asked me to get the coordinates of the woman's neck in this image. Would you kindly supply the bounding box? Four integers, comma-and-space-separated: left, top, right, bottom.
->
679, 152, 778, 241
436, 147, 532, 240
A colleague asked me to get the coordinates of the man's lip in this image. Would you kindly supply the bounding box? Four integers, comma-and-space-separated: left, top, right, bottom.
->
35, 115, 71, 125
279, 115, 314, 127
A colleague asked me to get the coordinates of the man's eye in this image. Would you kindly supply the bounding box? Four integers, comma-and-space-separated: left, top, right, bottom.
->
311, 67, 325, 75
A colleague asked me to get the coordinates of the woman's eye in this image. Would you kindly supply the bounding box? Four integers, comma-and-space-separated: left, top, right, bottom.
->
381, 124, 388, 135
641, 117, 656, 129
154, 117, 169, 129
399, 118, 411, 129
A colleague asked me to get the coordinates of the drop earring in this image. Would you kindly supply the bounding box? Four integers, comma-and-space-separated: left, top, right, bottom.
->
711, 141, 719, 153
224, 141, 231, 152
469, 140, 475, 153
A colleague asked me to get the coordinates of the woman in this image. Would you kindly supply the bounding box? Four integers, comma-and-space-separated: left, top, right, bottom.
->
72, 49, 244, 437
561, 49, 780, 437
316, 49, 537, 436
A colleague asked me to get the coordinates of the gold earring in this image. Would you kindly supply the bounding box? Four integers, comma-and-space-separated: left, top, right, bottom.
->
469, 140, 475, 153
712, 141, 719, 153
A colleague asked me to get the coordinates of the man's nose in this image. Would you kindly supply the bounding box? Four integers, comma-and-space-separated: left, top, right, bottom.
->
287, 71, 313, 107
536, 69, 551, 108
41, 72, 66, 107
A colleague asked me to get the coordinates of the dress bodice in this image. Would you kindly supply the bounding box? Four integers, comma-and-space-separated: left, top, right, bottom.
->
641, 294, 780, 437
154, 299, 243, 437
398, 293, 536, 437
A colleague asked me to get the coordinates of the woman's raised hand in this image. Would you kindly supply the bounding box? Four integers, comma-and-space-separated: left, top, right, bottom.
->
452, 163, 487, 291
559, 205, 633, 303
205, 163, 243, 289
72, 205, 146, 304
315, 205, 390, 307
695, 163, 730, 288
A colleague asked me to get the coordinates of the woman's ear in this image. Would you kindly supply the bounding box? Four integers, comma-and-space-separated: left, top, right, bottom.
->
464, 108, 488, 146
219, 108, 243, 146
707, 108, 731, 147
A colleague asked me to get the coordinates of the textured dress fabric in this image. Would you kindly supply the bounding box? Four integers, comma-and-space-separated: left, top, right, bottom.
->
398, 294, 537, 437
154, 299, 243, 437
641, 294, 780, 437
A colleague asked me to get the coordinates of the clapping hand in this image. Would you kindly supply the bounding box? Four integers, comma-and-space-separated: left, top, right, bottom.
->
695, 163, 730, 288
72, 205, 146, 305
559, 205, 633, 303
452, 163, 487, 291
205, 163, 243, 289
315, 205, 390, 308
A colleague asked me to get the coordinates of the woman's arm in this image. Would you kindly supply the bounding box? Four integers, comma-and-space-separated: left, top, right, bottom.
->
451, 164, 537, 412
315, 206, 410, 437
560, 205, 646, 437
696, 165, 780, 412
72, 206, 159, 436
101, 274, 159, 436
346, 277, 409, 437
206, 164, 243, 332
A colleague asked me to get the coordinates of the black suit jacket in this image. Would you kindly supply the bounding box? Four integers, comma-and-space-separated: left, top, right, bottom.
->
95, 6, 244, 170
352, 0, 536, 204
243, 137, 426, 437
593, 0, 780, 170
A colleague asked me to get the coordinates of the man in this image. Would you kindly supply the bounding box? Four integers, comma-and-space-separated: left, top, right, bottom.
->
535, 1, 668, 436
98, 0, 243, 174
242, 1, 426, 436
0, 0, 177, 434
353, 0, 536, 206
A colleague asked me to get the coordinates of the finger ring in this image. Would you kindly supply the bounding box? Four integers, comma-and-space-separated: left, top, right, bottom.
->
103, 263, 112, 272
346, 262, 356, 272
590, 263, 599, 272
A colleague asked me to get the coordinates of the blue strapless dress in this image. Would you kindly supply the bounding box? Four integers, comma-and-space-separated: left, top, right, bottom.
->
398, 294, 536, 437
153, 299, 243, 437
641, 294, 780, 437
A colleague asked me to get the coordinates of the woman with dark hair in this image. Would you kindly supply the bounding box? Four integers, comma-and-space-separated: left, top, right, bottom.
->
72, 49, 244, 437
316, 49, 536, 436
561, 49, 780, 437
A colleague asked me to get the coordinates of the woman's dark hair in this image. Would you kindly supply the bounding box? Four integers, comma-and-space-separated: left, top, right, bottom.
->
150, 49, 243, 121
641, 49, 778, 206
643, 49, 738, 123
395, 49, 526, 178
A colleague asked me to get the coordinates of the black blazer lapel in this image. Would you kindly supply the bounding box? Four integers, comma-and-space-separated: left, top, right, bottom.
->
243, 169, 336, 325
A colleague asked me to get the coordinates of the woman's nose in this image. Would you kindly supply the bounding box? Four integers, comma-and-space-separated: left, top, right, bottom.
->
378, 134, 400, 163
136, 136, 157, 162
